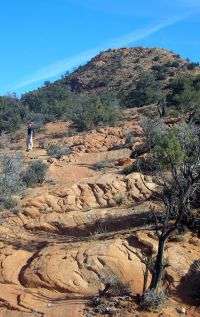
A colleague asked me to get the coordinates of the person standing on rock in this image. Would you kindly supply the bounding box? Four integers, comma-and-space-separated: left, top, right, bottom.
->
26, 122, 34, 151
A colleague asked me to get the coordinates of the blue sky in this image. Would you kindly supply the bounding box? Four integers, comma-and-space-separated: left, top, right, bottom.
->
0, 0, 200, 96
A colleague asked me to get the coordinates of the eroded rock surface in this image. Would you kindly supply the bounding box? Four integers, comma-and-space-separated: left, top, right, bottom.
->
22, 172, 155, 216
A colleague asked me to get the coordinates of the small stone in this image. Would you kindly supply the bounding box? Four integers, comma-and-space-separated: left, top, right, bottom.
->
176, 307, 186, 314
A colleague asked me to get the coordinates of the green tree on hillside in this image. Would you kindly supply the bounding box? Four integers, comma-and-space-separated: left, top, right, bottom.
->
122, 72, 164, 107
69, 93, 120, 131
21, 84, 73, 120
168, 74, 200, 114
0, 95, 23, 134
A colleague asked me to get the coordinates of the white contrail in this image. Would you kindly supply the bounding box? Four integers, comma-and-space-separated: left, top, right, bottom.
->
177, 0, 200, 8
11, 15, 187, 92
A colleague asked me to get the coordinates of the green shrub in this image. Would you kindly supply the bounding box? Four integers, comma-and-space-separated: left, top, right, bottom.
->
125, 132, 135, 146
123, 72, 164, 107
113, 193, 126, 206
47, 144, 71, 159
23, 160, 48, 187
170, 60, 180, 68
100, 272, 131, 297
165, 61, 180, 68
153, 56, 160, 62
152, 65, 168, 80
0, 153, 24, 212
69, 94, 120, 131
25, 112, 46, 131
0, 153, 24, 196
0, 133, 9, 149
123, 157, 157, 175
1, 196, 18, 210
167, 74, 200, 112
0, 96, 23, 134
154, 129, 185, 167
21, 85, 73, 120
123, 163, 136, 175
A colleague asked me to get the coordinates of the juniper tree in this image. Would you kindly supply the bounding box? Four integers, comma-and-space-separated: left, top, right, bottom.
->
141, 120, 200, 292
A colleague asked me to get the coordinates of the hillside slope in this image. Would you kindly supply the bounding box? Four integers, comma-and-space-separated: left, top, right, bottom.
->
58, 47, 197, 99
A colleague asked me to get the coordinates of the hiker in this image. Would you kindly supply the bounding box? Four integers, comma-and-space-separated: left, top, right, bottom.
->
26, 122, 34, 151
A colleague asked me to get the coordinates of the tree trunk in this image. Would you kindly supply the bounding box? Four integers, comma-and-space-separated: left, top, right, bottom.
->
149, 236, 166, 291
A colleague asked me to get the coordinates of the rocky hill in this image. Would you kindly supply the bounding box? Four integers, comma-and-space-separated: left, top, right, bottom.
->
57, 47, 198, 103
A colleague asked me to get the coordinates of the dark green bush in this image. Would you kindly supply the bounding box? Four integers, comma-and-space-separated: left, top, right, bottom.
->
123, 156, 157, 175
165, 61, 180, 68
123, 72, 164, 107
1, 196, 18, 210
21, 84, 73, 120
167, 74, 200, 113
0, 95, 24, 134
0, 153, 24, 212
152, 65, 168, 80
153, 56, 160, 62
123, 163, 136, 175
23, 160, 48, 187
0, 153, 24, 195
69, 94, 120, 131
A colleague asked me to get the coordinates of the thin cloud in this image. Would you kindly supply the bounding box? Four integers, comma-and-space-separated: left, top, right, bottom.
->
177, 0, 200, 8
11, 15, 187, 92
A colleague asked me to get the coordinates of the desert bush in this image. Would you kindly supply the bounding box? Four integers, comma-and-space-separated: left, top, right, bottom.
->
125, 131, 135, 146
100, 272, 131, 297
123, 156, 157, 175
47, 144, 71, 159
0, 132, 10, 149
69, 94, 120, 131
152, 64, 168, 80
165, 61, 180, 68
63, 129, 77, 137
124, 72, 164, 107
0, 153, 24, 196
22, 160, 48, 187
167, 74, 200, 114
92, 159, 113, 171
25, 112, 46, 131
113, 193, 126, 206
123, 163, 136, 175
153, 56, 160, 62
0, 95, 23, 134
140, 290, 167, 311
136, 156, 158, 174
38, 140, 47, 149
21, 84, 74, 121
92, 221, 108, 236
140, 116, 167, 149
0, 153, 24, 211
1, 196, 18, 210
